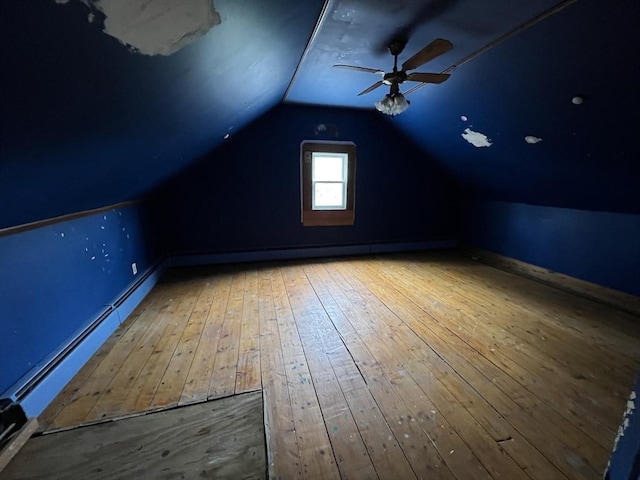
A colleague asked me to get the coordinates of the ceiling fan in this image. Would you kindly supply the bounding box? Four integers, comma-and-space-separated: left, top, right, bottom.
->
334, 38, 453, 115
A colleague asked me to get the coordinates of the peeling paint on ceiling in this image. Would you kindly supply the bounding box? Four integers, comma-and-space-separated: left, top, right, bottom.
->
58, 0, 221, 56
462, 128, 492, 148
525, 136, 543, 144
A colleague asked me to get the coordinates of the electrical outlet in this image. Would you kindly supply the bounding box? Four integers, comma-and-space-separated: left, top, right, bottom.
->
132, 262, 138, 275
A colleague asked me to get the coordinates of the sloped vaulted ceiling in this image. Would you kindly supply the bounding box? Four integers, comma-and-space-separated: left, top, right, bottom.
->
1, 0, 638, 228
0, 0, 324, 227
388, 0, 640, 213
284, 0, 640, 214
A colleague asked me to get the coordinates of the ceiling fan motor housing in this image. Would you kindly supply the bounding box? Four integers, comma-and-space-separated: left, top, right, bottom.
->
388, 39, 407, 57
383, 71, 407, 86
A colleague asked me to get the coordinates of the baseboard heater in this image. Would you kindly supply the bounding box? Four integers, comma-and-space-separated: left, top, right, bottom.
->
13, 307, 113, 403
11, 257, 166, 404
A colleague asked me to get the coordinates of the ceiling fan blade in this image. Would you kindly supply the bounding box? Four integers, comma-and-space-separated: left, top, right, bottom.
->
406, 72, 451, 84
334, 64, 385, 75
358, 81, 384, 96
401, 38, 453, 71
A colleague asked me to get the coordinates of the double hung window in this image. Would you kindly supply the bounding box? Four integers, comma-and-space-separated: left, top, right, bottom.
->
301, 141, 356, 226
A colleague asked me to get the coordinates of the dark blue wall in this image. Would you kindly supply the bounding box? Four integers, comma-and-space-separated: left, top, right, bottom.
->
0, 203, 162, 394
389, 0, 640, 216
462, 199, 640, 296
0, 0, 323, 229
158, 104, 460, 254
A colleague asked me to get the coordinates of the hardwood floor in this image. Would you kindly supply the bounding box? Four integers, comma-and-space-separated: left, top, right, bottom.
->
39, 251, 640, 480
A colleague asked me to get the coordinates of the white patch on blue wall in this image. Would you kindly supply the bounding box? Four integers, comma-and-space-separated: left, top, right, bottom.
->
56, 0, 222, 56
605, 390, 637, 477
462, 128, 492, 148
525, 136, 543, 144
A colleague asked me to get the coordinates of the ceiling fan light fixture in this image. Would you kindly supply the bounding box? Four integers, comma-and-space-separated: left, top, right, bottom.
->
375, 92, 410, 116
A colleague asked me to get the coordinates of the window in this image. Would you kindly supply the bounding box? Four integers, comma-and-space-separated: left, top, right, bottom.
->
301, 141, 356, 226
312, 152, 348, 210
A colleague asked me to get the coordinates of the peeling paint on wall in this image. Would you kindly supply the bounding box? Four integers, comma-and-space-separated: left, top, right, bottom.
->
605, 389, 637, 477
461, 128, 492, 148
57, 0, 221, 56
525, 135, 543, 144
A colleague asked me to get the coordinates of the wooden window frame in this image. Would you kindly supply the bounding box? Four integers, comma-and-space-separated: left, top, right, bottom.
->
301, 141, 356, 227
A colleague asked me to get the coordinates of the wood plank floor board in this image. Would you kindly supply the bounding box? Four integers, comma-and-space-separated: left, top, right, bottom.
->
236, 270, 262, 394
37, 252, 639, 480
358, 258, 606, 478
96, 279, 204, 420
282, 265, 381, 480
47, 280, 188, 429
148, 276, 216, 409
428, 267, 633, 385
208, 271, 245, 399
389, 256, 626, 378
37, 311, 139, 431
302, 263, 418, 479
178, 271, 233, 405
271, 267, 341, 480
40, 284, 180, 429
409, 324, 607, 479
408, 257, 635, 400
321, 262, 510, 480
328, 352, 419, 479
330, 262, 602, 480
348, 262, 568, 480
258, 267, 304, 480
424, 253, 640, 351
369, 257, 624, 449
311, 261, 459, 480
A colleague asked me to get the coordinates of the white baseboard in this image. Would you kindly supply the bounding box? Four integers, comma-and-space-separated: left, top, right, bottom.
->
5, 260, 168, 417
170, 240, 457, 267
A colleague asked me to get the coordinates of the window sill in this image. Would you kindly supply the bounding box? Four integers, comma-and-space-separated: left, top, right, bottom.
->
302, 210, 355, 227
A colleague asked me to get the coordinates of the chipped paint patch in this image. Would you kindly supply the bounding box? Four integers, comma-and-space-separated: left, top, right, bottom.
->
460, 115, 468, 121
605, 390, 637, 476
58, 0, 221, 56
462, 128, 492, 148
525, 136, 543, 144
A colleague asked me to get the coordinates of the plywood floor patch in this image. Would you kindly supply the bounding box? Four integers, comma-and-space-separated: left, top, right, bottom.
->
5, 392, 265, 480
